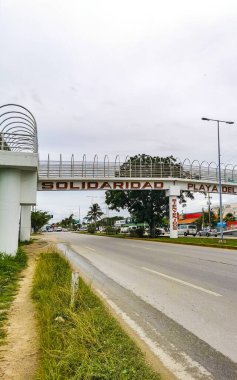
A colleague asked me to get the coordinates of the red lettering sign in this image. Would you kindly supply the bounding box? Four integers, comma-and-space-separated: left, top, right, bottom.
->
142, 181, 152, 189
41, 181, 54, 190
154, 182, 163, 189
88, 182, 99, 189
70, 182, 79, 189
113, 182, 124, 189
100, 182, 112, 190
56, 182, 68, 189
131, 181, 141, 189
172, 198, 178, 230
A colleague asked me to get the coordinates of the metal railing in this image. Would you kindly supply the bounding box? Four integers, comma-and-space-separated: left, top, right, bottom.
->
38, 155, 237, 184
0, 104, 38, 153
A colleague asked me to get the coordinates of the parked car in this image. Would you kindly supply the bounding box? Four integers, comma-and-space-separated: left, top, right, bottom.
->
155, 227, 165, 236
178, 224, 197, 237
56, 227, 62, 232
143, 227, 166, 237
198, 228, 218, 237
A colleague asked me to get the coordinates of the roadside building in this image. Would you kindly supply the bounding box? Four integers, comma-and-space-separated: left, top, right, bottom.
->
226, 220, 237, 230
212, 203, 237, 218
114, 220, 126, 227
178, 212, 202, 225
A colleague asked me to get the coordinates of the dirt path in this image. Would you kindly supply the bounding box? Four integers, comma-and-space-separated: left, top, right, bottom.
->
0, 240, 48, 380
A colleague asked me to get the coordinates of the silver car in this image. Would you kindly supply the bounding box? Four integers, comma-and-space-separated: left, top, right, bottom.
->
198, 228, 218, 237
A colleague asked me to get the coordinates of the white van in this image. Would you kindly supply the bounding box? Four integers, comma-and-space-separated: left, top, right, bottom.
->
178, 224, 197, 237
121, 226, 130, 233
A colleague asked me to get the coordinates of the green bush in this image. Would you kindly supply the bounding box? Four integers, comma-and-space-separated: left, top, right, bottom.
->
104, 226, 114, 234
87, 225, 96, 234
130, 227, 144, 238
105, 226, 120, 235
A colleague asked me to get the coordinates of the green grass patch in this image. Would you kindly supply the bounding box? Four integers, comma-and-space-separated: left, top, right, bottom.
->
151, 236, 237, 249
19, 238, 34, 246
32, 250, 161, 380
79, 231, 237, 250
0, 248, 27, 343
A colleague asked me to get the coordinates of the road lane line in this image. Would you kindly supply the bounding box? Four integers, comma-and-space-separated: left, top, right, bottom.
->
142, 267, 222, 297
96, 289, 213, 380
130, 245, 151, 250
84, 246, 96, 252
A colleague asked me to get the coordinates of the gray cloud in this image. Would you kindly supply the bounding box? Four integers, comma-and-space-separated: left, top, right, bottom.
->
1, 0, 237, 219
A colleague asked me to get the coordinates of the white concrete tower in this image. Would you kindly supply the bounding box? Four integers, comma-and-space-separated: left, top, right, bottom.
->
0, 152, 38, 254
166, 185, 180, 239
0, 104, 38, 255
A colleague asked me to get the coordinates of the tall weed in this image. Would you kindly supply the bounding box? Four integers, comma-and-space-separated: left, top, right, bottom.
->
32, 250, 161, 380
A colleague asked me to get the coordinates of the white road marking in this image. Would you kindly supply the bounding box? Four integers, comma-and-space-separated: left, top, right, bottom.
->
142, 267, 222, 297
84, 246, 96, 252
96, 289, 213, 380
131, 244, 151, 250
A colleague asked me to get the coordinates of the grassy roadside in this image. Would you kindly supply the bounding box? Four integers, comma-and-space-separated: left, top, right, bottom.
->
32, 249, 161, 380
0, 248, 27, 344
151, 236, 237, 249
146, 236, 237, 249
77, 231, 237, 250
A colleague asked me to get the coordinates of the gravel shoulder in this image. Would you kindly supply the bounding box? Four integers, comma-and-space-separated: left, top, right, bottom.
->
0, 240, 48, 380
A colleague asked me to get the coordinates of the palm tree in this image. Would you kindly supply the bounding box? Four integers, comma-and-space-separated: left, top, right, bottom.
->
86, 203, 103, 226
60, 213, 75, 229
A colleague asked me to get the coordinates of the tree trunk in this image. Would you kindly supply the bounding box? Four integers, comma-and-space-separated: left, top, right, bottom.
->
149, 217, 156, 238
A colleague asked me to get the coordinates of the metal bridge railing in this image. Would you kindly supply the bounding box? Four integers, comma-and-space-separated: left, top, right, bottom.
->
0, 104, 38, 153
0, 132, 37, 152
38, 155, 237, 183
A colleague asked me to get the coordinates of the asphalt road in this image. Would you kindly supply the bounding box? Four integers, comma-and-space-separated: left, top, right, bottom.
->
46, 232, 237, 380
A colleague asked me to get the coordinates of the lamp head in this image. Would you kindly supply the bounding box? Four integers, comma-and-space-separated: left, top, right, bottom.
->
201, 117, 210, 121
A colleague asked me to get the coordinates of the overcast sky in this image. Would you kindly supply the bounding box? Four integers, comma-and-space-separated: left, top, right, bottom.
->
1, 0, 237, 221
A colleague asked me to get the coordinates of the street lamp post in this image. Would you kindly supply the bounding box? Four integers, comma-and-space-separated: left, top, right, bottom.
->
201, 118, 234, 241
205, 193, 212, 227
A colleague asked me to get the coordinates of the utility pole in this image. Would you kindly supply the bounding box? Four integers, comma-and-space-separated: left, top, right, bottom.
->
202, 117, 234, 241
206, 193, 212, 227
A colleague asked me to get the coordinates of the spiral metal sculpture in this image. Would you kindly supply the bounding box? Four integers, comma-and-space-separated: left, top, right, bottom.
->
0, 104, 38, 153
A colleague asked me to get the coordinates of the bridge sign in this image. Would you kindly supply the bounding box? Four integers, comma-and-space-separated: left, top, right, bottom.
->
1, 104, 237, 254
37, 179, 237, 195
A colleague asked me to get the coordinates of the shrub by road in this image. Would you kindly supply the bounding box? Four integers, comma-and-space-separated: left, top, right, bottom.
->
32, 249, 161, 380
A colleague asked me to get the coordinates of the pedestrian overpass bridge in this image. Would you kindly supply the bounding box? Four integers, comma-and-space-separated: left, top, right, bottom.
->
0, 104, 236, 254
37, 154, 237, 193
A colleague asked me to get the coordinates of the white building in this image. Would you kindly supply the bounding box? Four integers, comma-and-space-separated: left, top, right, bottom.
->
212, 203, 237, 218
